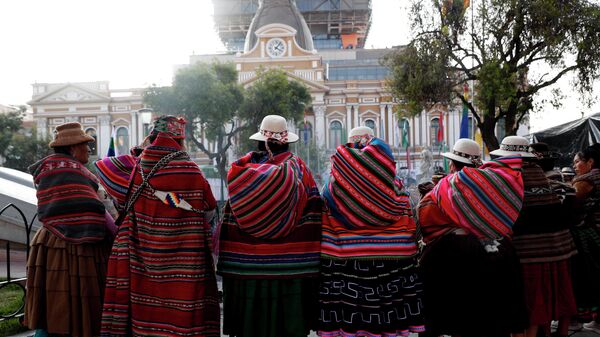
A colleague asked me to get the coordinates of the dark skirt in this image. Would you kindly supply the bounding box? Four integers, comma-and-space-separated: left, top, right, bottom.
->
24, 227, 111, 337
318, 258, 425, 337
570, 225, 600, 314
521, 260, 577, 325
420, 233, 529, 337
222, 277, 319, 337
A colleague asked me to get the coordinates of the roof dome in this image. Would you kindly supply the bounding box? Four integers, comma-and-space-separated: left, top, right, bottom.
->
244, 0, 314, 53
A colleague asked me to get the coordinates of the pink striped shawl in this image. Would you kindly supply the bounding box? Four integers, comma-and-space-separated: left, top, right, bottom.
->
431, 156, 525, 240
227, 152, 308, 239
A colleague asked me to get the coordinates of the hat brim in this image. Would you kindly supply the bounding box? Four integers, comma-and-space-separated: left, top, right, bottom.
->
249, 131, 299, 143
49, 135, 95, 148
489, 149, 536, 158
441, 152, 476, 165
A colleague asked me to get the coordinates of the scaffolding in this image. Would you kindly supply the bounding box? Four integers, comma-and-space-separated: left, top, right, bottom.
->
212, 0, 372, 50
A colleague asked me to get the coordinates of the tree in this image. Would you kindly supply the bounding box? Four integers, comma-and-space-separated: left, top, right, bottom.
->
384, 0, 600, 150
0, 107, 25, 158
237, 68, 312, 153
144, 62, 244, 182
4, 130, 52, 172
144, 64, 312, 187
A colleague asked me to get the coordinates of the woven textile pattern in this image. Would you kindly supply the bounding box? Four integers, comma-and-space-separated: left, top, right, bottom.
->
29, 154, 107, 243
95, 154, 137, 210
101, 133, 219, 337
512, 163, 577, 263
318, 259, 425, 337
228, 152, 307, 239
322, 138, 417, 259
218, 151, 322, 278
431, 156, 524, 240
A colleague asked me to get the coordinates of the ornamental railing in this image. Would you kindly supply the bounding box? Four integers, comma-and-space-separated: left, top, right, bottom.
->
0, 203, 36, 323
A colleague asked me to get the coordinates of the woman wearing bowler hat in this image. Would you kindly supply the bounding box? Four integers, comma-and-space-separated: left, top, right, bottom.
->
25, 122, 113, 337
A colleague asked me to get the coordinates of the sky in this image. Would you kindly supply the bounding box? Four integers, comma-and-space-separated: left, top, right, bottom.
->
0, 0, 597, 132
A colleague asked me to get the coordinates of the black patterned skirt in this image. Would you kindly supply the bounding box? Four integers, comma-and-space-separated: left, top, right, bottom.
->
318, 258, 425, 337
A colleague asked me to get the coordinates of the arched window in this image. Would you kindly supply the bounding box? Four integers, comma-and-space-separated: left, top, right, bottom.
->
116, 126, 129, 155
364, 119, 376, 136
399, 118, 410, 148
85, 128, 97, 156
430, 118, 440, 147
329, 120, 343, 148
298, 121, 313, 144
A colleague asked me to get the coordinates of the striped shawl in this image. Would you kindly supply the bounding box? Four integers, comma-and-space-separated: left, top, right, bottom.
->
29, 154, 106, 243
227, 152, 308, 239
94, 154, 137, 211
217, 151, 322, 278
322, 138, 417, 259
101, 133, 220, 337
430, 156, 524, 240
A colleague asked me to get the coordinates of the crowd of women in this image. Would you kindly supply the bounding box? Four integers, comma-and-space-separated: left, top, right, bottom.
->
22, 114, 600, 337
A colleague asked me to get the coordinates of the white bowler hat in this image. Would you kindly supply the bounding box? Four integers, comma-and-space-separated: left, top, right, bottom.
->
442, 138, 482, 166
489, 136, 536, 158
249, 115, 299, 143
348, 126, 374, 143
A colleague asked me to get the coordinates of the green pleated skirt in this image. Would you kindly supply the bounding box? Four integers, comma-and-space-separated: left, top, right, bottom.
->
222, 277, 319, 337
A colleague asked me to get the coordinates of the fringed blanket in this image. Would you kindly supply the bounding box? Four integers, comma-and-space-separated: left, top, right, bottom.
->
101, 133, 220, 337
217, 151, 322, 278
94, 154, 137, 211
29, 154, 106, 243
321, 138, 417, 259
430, 156, 524, 241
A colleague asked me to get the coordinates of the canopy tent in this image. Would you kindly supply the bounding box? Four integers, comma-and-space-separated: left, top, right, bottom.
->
530, 113, 600, 167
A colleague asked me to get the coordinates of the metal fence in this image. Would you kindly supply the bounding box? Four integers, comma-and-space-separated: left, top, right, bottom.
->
0, 203, 36, 323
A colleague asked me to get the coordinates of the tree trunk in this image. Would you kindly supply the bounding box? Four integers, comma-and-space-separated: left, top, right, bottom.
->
481, 115, 500, 151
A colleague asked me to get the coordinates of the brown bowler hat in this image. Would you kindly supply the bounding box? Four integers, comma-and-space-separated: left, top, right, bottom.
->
49, 122, 95, 148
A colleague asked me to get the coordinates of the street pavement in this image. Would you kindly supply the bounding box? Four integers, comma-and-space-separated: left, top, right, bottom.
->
7, 327, 600, 337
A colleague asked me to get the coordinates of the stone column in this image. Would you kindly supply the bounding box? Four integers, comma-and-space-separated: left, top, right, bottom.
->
387, 104, 394, 144
346, 105, 352, 132
353, 104, 359, 129
98, 115, 111, 158
130, 111, 138, 147
36, 118, 48, 139
379, 104, 386, 140
314, 105, 326, 148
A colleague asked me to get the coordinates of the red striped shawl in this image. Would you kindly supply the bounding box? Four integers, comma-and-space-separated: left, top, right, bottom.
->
101, 133, 219, 337
430, 156, 524, 240
94, 154, 137, 211
228, 152, 307, 239
321, 139, 417, 259
217, 152, 322, 278
29, 154, 107, 243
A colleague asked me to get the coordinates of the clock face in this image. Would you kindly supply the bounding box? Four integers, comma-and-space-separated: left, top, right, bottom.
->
266, 38, 286, 58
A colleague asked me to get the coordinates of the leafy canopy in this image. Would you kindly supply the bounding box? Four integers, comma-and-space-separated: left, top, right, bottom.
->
384, 0, 600, 150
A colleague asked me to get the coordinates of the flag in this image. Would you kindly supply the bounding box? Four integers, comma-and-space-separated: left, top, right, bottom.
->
460, 82, 470, 138
442, 143, 449, 172
437, 112, 444, 144
107, 127, 118, 157
401, 119, 411, 170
